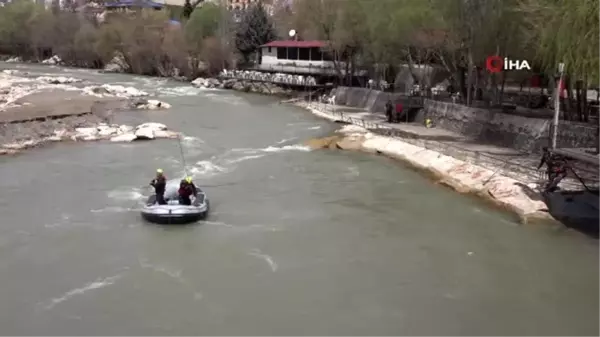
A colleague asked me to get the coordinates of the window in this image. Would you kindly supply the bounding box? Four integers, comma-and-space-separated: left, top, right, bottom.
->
268, 47, 271, 53
309, 48, 322, 61
277, 47, 287, 59
287, 47, 298, 60
298, 47, 310, 61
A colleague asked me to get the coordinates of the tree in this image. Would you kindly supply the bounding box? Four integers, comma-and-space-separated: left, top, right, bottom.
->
520, 0, 599, 121
234, 2, 276, 64
362, 0, 441, 88
184, 2, 230, 76
178, 0, 207, 20
287, 0, 367, 85
0, 0, 47, 58
185, 2, 222, 42
182, 0, 193, 20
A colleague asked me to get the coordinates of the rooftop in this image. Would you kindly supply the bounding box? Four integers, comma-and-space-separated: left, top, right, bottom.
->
261, 40, 328, 48
104, 0, 164, 8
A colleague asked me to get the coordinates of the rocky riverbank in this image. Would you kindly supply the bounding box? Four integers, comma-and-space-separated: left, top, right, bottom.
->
0, 70, 177, 156
191, 76, 296, 97
300, 103, 554, 224
5, 55, 317, 98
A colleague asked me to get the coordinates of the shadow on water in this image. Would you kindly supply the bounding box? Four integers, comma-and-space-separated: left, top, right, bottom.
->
541, 189, 600, 239
143, 221, 205, 231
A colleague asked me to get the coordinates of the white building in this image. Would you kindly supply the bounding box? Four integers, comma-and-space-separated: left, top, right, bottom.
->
255, 40, 341, 75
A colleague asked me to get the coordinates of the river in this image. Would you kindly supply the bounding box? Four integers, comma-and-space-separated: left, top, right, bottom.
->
0, 64, 597, 335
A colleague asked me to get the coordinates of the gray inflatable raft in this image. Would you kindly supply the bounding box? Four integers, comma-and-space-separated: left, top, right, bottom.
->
141, 189, 209, 224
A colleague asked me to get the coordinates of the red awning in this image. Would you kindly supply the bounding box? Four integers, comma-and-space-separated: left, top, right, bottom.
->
260, 40, 328, 48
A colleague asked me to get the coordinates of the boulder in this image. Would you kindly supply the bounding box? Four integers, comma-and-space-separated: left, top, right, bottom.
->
304, 136, 343, 150
154, 130, 179, 139
119, 125, 134, 133
206, 78, 221, 88
136, 122, 167, 131
134, 127, 155, 140
191, 77, 207, 87
336, 135, 365, 150
3, 139, 42, 150
3, 142, 25, 150
134, 99, 171, 110
232, 81, 248, 92
269, 86, 288, 96
222, 79, 237, 89
0, 148, 19, 155
103, 53, 128, 73
110, 133, 137, 142
36, 76, 80, 84
75, 127, 98, 137
5, 57, 22, 63
53, 129, 68, 138
89, 86, 111, 96
45, 135, 63, 142
41, 55, 62, 65
98, 126, 119, 137
98, 84, 148, 98
192, 77, 221, 88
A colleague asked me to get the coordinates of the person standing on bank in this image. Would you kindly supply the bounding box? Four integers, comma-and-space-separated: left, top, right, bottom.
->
537, 147, 569, 192
394, 101, 404, 123
385, 99, 394, 123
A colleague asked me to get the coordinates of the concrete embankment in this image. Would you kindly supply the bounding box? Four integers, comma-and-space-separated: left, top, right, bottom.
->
332, 86, 599, 152
300, 103, 596, 226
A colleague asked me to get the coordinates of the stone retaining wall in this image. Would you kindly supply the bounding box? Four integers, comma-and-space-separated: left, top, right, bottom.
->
333, 86, 405, 113
332, 86, 598, 153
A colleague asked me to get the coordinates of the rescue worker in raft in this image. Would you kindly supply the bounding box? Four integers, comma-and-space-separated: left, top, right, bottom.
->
178, 176, 198, 205
150, 169, 167, 205
537, 147, 569, 192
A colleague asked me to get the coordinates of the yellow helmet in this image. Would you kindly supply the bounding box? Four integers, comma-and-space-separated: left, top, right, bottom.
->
156, 168, 163, 174
185, 176, 192, 183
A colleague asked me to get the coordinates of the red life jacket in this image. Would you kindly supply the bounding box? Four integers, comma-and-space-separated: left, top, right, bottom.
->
530, 75, 540, 88
179, 182, 195, 196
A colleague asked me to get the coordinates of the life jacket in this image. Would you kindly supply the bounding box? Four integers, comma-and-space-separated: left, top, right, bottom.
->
178, 181, 195, 196
152, 175, 166, 189
530, 75, 541, 88
548, 155, 568, 172
395, 103, 403, 113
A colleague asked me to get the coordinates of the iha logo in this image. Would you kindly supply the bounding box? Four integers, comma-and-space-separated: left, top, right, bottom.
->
485, 56, 531, 73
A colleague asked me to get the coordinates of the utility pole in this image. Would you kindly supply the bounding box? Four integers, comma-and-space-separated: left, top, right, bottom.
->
551, 62, 565, 149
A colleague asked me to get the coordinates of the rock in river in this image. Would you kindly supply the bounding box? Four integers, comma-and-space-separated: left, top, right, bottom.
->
110, 133, 138, 142
133, 99, 171, 110
134, 127, 155, 140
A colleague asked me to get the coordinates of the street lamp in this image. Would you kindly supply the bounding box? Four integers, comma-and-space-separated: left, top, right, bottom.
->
551, 62, 565, 149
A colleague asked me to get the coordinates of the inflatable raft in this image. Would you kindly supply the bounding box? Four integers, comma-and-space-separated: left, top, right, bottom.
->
141, 189, 209, 224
